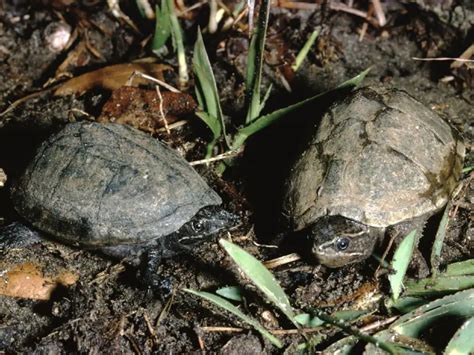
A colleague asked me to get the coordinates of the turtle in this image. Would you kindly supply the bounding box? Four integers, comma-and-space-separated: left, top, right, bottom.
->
10, 121, 237, 263
282, 86, 465, 268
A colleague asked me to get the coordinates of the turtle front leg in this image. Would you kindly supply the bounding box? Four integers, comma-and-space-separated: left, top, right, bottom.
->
140, 236, 185, 294
383, 215, 432, 278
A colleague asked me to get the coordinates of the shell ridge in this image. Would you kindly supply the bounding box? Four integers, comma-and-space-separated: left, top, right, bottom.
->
94, 162, 123, 235
384, 95, 453, 146
105, 124, 194, 192
46, 146, 83, 211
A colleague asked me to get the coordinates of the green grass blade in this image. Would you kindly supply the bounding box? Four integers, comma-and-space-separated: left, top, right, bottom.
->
430, 205, 450, 276
399, 259, 474, 297
215, 286, 244, 302
444, 317, 474, 354
219, 239, 298, 327
389, 229, 418, 301
322, 336, 358, 355
245, 0, 271, 123
292, 29, 320, 72
195, 112, 221, 139
165, 0, 188, 87
193, 29, 227, 156
365, 332, 433, 354
389, 296, 429, 313
294, 313, 324, 328
183, 288, 282, 348
232, 68, 371, 150
310, 310, 400, 354
374, 290, 474, 353
336, 66, 372, 89
295, 309, 369, 328
391, 288, 474, 337
404, 275, 474, 297
259, 83, 273, 113
193, 29, 224, 127
462, 164, 473, 173
151, 1, 171, 53
445, 259, 474, 276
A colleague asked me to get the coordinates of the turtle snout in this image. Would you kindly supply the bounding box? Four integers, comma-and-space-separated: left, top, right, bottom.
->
222, 210, 240, 229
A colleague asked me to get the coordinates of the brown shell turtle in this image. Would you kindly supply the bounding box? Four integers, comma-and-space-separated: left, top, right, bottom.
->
282, 87, 465, 267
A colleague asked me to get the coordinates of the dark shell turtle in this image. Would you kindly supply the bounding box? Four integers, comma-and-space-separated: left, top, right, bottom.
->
12, 122, 235, 259
282, 87, 465, 267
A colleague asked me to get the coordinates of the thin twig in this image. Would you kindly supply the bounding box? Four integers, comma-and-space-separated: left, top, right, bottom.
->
264, 253, 301, 269
252, 241, 279, 249
201, 326, 243, 333
89, 263, 126, 285
143, 312, 159, 347
277, 1, 319, 10
155, 86, 171, 135
360, 316, 398, 332
123, 333, 143, 355
189, 148, 244, 166
197, 331, 205, 350
156, 291, 176, 326
412, 57, 474, 62
0, 168, 6, 187
329, 2, 379, 27
107, 0, 141, 33
371, 0, 386, 27
208, 0, 218, 33
136, 0, 155, 19
359, 4, 374, 41
84, 29, 105, 60
128, 71, 181, 93
375, 231, 398, 278
176, 1, 207, 16
0, 86, 58, 118
451, 44, 474, 68
156, 119, 188, 132
329, 2, 368, 18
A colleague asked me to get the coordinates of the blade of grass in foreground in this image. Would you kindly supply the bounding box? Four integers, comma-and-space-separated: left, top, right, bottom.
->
430, 205, 450, 276
404, 274, 474, 297
399, 259, 474, 297
391, 288, 474, 336
219, 239, 298, 328
389, 229, 417, 301
309, 309, 400, 354
183, 288, 282, 348
444, 317, 474, 354
369, 289, 474, 352
445, 259, 474, 276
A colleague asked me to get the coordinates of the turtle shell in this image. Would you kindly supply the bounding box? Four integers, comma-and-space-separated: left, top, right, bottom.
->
283, 87, 465, 230
12, 122, 222, 247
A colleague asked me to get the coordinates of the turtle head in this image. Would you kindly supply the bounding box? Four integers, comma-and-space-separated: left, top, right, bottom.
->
175, 205, 239, 245
307, 216, 382, 268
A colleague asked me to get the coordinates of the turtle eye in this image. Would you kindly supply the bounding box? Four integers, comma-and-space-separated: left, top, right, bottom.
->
192, 220, 204, 233
335, 237, 350, 251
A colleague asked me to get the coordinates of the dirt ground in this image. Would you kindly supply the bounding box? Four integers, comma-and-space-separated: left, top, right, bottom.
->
0, 0, 472, 353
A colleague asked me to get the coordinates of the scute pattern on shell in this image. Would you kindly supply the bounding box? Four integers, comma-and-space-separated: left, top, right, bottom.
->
13, 122, 222, 246
283, 87, 464, 230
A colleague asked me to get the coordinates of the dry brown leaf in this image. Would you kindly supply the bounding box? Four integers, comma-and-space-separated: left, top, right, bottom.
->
0, 262, 79, 300
54, 63, 172, 96
98, 86, 196, 133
